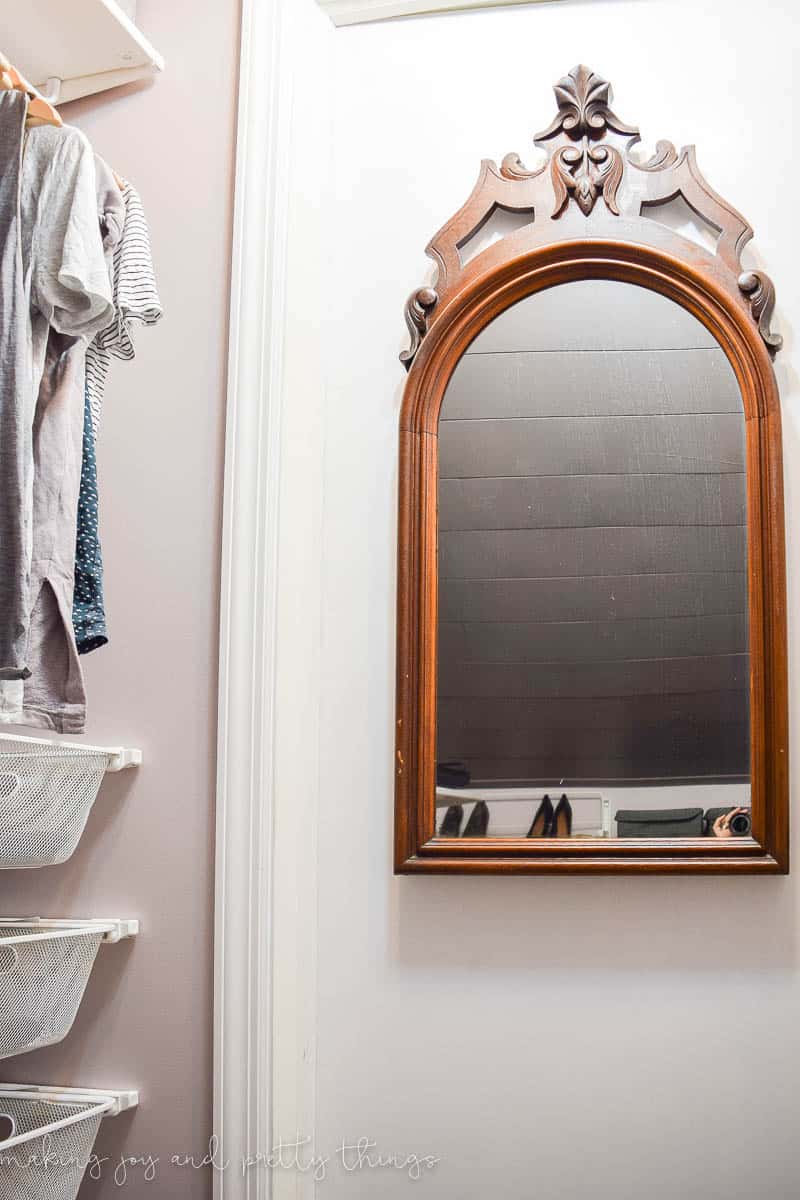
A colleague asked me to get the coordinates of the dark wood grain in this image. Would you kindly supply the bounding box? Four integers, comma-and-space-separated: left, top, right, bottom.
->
394, 65, 788, 875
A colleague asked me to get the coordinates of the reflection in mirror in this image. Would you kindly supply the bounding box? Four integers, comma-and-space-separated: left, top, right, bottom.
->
436, 280, 750, 839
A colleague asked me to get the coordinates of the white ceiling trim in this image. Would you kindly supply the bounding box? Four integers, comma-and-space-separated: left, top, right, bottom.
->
319, 0, 554, 27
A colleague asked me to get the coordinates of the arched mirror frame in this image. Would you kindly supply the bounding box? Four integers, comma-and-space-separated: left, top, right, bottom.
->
395, 66, 788, 875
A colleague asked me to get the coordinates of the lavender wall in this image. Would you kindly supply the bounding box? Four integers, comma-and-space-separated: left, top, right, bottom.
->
0, 3, 240, 1195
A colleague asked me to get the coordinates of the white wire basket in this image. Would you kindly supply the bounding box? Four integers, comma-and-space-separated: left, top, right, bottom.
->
0, 919, 138, 1060
0, 733, 141, 869
0, 1084, 137, 1200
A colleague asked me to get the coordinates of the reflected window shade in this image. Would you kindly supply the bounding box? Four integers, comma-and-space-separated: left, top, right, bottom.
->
438, 414, 746, 478
437, 341, 749, 787
439, 473, 746, 531
443, 348, 739, 421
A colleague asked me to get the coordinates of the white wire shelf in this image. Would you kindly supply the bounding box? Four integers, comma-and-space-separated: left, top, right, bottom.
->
0, 733, 142, 869
0, 1084, 138, 1200
0, 918, 138, 1060
0, 733, 142, 773
0, 1082, 138, 1121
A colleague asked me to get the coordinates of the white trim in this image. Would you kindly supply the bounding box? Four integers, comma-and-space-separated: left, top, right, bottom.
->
267, 8, 331, 1194
213, 0, 293, 1195
318, 0, 555, 26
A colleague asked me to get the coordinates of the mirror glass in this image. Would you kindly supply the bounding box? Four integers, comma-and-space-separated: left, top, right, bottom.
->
436, 280, 750, 840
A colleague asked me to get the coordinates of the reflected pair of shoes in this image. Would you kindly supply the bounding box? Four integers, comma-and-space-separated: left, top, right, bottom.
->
526, 793, 572, 838
438, 801, 489, 837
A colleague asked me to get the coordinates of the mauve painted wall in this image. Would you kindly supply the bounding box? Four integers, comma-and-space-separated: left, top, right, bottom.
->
0, 2, 239, 1196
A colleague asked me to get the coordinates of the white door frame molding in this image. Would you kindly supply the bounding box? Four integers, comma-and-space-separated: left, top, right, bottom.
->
318, 0, 555, 27
213, 0, 293, 1194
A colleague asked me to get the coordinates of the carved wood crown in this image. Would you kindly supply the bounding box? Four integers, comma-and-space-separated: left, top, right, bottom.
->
514, 63, 638, 217
401, 64, 781, 369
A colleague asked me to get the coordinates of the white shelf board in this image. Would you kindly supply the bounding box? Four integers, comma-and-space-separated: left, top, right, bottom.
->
1, 0, 164, 105
0, 731, 142, 771
319, 0, 555, 26
0, 1083, 138, 1117
0, 918, 140, 944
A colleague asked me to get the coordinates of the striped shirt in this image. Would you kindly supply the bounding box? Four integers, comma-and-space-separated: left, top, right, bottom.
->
85, 180, 162, 435
73, 179, 162, 656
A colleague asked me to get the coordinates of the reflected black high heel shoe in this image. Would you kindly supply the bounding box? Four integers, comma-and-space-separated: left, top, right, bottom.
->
439, 804, 463, 836
552, 793, 573, 837
463, 800, 489, 837
527, 794, 554, 837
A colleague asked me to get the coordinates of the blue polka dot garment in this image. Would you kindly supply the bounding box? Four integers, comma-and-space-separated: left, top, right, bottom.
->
72, 381, 107, 654
72, 177, 162, 655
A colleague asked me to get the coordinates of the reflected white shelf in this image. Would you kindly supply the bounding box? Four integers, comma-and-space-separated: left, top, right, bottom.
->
2, 0, 164, 105
436, 784, 605, 806
436, 786, 612, 837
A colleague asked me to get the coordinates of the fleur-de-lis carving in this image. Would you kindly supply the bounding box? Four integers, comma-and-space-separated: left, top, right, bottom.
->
536, 64, 639, 144
536, 64, 637, 218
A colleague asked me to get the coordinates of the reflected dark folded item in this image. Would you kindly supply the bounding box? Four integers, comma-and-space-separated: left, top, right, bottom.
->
439, 804, 464, 836
436, 761, 471, 788
463, 800, 489, 837
616, 808, 704, 837
704, 807, 752, 836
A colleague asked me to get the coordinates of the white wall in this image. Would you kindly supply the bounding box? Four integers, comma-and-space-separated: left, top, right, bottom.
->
272, 2, 800, 1197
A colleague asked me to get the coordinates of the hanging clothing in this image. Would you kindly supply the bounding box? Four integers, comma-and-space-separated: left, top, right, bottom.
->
72, 381, 106, 654
15, 330, 89, 730
71, 156, 127, 657
0, 91, 34, 681
85, 179, 162, 436
73, 176, 162, 655
0, 123, 115, 731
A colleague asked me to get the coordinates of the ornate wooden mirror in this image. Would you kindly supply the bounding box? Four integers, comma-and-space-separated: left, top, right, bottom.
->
395, 65, 788, 874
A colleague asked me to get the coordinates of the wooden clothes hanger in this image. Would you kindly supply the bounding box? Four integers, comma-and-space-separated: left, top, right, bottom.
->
0, 53, 62, 129
0, 53, 126, 194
